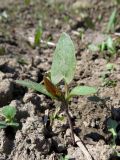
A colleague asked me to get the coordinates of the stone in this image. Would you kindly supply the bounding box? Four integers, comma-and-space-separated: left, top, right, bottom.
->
0, 79, 14, 107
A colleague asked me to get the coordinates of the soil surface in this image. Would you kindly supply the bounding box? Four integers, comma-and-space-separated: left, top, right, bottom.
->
0, 0, 120, 160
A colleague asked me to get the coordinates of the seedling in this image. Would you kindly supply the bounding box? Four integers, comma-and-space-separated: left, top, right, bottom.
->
102, 77, 117, 88
88, 37, 116, 59
100, 63, 117, 95
34, 21, 43, 48
78, 28, 85, 40
50, 106, 64, 125
106, 63, 116, 71
99, 37, 116, 56
59, 155, 69, 160
0, 105, 19, 129
107, 118, 118, 148
107, 8, 117, 33
16, 33, 97, 144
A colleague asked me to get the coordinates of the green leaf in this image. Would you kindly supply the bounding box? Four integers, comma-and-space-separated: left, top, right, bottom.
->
107, 8, 117, 33
88, 44, 99, 52
68, 86, 97, 98
1, 106, 16, 120
106, 37, 116, 55
34, 21, 43, 47
0, 121, 7, 129
107, 37, 113, 48
99, 42, 106, 52
60, 155, 69, 160
106, 63, 115, 71
16, 80, 52, 98
51, 32, 76, 85
116, 0, 120, 4
107, 118, 118, 147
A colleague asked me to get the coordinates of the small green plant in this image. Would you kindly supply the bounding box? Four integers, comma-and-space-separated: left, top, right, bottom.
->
107, 118, 118, 148
59, 155, 69, 160
106, 63, 116, 71
34, 21, 43, 48
0, 105, 19, 129
107, 118, 120, 158
100, 63, 117, 95
16, 33, 97, 144
101, 75, 117, 88
88, 37, 116, 59
99, 37, 116, 56
107, 8, 117, 33
101, 63, 116, 85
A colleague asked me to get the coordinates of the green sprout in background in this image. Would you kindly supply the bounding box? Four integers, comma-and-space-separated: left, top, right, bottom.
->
100, 63, 117, 96
99, 37, 116, 56
34, 21, 43, 48
107, 8, 117, 33
107, 118, 118, 148
16, 32, 97, 144
88, 36, 117, 59
0, 105, 19, 129
59, 155, 69, 160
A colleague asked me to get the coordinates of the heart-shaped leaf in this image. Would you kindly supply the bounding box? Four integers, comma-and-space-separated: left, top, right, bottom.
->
1, 106, 16, 120
51, 32, 76, 85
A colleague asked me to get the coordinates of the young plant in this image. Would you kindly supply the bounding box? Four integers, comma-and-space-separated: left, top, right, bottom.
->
0, 105, 19, 129
34, 21, 43, 48
16, 33, 97, 144
107, 8, 117, 33
59, 155, 69, 160
115, 0, 120, 4
88, 36, 116, 59
100, 63, 117, 95
100, 37, 116, 56
107, 118, 118, 148
50, 106, 64, 125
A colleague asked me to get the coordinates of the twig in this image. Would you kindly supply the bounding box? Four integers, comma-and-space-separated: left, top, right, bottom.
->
67, 129, 94, 160
40, 40, 56, 47
27, 36, 56, 48
114, 32, 120, 36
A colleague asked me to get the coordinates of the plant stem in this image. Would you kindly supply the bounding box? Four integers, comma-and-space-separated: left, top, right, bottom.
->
64, 82, 68, 99
62, 100, 75, 145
